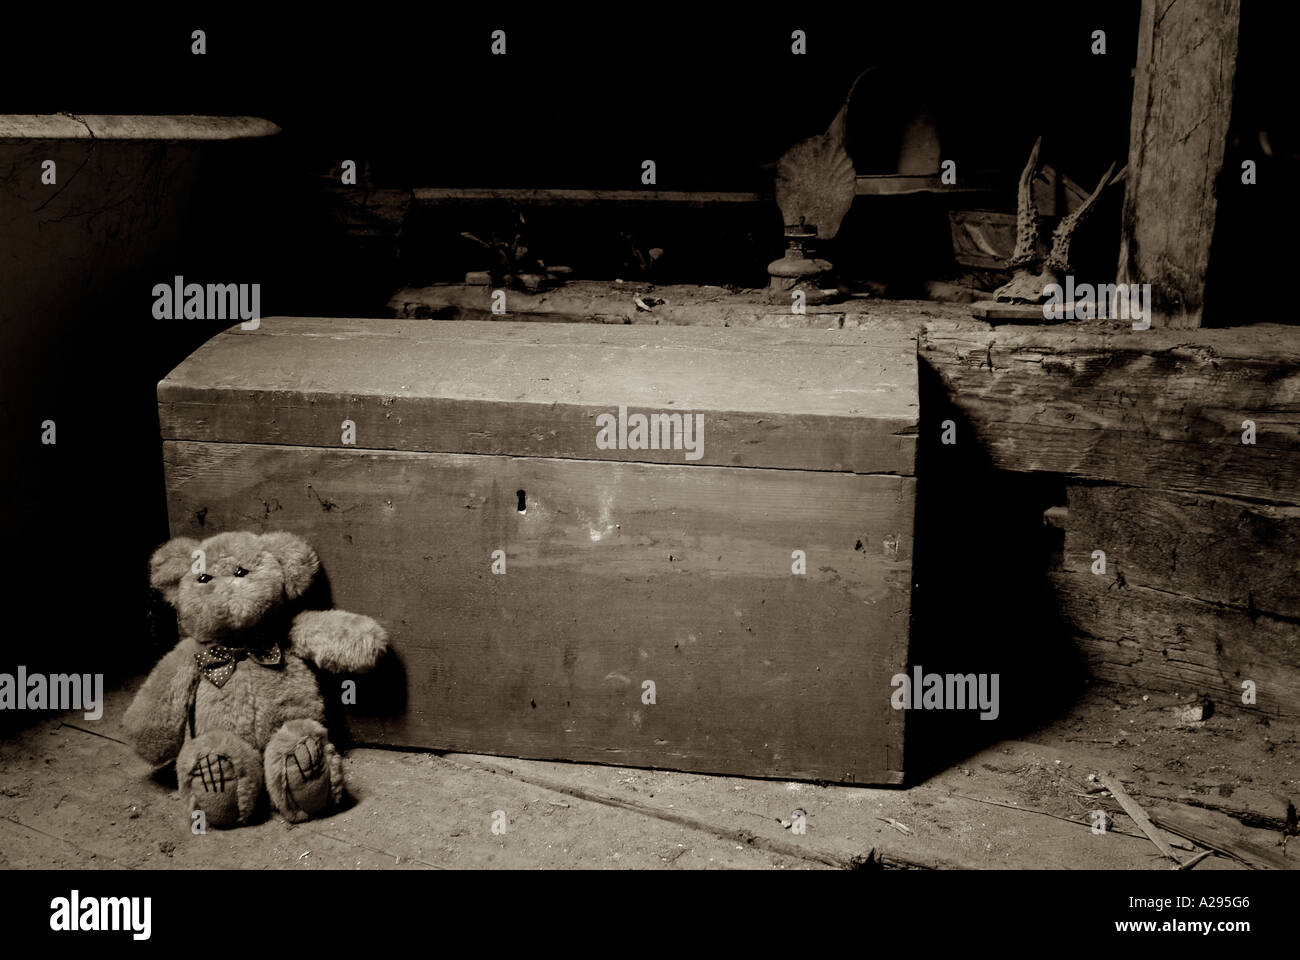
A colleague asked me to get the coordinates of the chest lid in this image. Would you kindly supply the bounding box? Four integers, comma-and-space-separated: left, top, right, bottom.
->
159, 317, 917, 475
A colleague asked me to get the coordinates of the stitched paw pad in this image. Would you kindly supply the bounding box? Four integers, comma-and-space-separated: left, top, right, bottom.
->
265, 719, 343, 823
186, 753, 242, 827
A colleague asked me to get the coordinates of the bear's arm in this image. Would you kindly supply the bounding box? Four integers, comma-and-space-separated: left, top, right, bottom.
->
122, 638, 201, 766
288, 610, 388, 673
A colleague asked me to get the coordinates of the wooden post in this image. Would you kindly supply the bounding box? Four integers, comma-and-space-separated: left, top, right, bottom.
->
1118, 0, 1241, 328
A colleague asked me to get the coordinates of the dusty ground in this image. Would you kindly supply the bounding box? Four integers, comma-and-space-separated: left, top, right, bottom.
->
385, 280, 1150, 336
387, 281, 990, 332
1, 681, 1295, 870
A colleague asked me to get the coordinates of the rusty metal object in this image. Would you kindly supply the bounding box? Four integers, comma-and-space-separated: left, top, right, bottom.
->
768, 226, 830, 281
769, 68, 880, 295
774, 106, 857, 246
767, 225, 834, 302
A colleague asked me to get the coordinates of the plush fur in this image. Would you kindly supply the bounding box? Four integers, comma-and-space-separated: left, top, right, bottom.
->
124, 530, 387, 828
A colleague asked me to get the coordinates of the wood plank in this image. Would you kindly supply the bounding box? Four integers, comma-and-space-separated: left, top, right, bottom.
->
162, 441, 914, 785
412, 187, 769, 205
0, 114, 280, 141
920, 326, 1300, 503
1134, 782, 1299, 835
1100, 775, 1182, 865
855, 174, 997, 196
970, 301, 1069, 323
1064, 484, 1300, 618
434, 754, 850, 868
1048, 570, 1300, 718
1117, 0, 1242, 328
329, 750, 820, 870
445, 746, 1184, 870
160, 318, 918, 476
1147, 802, 1297, 870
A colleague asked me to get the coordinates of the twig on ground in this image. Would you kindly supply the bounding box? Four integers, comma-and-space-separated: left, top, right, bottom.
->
1101, 774, 1183, 866
58, 722, 128, 746
1178, 850, 1215, 870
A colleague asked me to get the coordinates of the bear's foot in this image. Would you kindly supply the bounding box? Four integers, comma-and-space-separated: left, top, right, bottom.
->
178, 731, 264, 829
265, 719, 344, 823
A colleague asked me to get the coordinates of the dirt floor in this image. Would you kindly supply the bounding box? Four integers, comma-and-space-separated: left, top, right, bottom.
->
1, 681, 1295, 870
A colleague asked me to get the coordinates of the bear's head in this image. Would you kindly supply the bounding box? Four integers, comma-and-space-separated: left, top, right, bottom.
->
149, 531, 319, 643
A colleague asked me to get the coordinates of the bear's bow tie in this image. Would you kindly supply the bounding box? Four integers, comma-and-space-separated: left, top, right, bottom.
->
195, 643, 283, 688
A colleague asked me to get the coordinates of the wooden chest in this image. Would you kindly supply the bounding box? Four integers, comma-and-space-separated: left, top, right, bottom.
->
158, 318, 918, 784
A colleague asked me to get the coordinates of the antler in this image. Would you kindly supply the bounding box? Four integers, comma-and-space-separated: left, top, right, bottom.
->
1044, 162, 1121, 276
992, 137, 1051, 302
1008, 136, 1043, 270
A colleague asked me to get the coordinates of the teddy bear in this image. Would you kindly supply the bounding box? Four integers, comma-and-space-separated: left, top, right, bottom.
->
123, 530, 387, 828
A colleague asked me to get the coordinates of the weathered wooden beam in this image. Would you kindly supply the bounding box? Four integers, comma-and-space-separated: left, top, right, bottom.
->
1147, 803, 1297, 871
1048, 570, 1300, 718
1063, 484, 1300, 619
919, 325, 1300, 504
854, 174, 997, 196
1117, 0, 1242, 328
1055, 478, 1300, 712
1056, 481, 1300, 714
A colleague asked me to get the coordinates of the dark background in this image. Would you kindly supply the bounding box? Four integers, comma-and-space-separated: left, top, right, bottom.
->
12, 7, 1139, 189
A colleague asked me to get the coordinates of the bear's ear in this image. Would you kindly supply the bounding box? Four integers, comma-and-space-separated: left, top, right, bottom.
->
149, 537, 201, 605
259, 531, 320, 600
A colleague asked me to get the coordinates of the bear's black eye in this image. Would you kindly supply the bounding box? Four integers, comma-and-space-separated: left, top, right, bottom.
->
196, 574, 213, 584
234, 567, 249, 577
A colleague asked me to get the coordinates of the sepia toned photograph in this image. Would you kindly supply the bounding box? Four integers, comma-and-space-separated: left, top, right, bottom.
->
0, 2, 1292, 943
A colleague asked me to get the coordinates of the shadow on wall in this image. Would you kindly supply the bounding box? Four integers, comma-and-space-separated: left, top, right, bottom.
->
904, 359, 1087, 784
306, 566, 410, 750
0, 118, 283, 693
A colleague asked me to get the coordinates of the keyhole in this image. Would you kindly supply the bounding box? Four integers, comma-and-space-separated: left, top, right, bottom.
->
516, 489, 526, 513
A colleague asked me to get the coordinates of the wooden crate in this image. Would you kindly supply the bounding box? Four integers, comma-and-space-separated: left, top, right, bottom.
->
158, 318, 918, 784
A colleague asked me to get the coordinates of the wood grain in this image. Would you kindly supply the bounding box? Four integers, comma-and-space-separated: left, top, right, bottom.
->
1099, 775, 1182, 865
1049, 570, 1300, 718
921, 326, 1300, 503
1147, 802, 1298, 871
1063, 484, 1300, 619
160, 318, 918, 475
1118, 0, 1241, 328
163, 440, 914, 785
